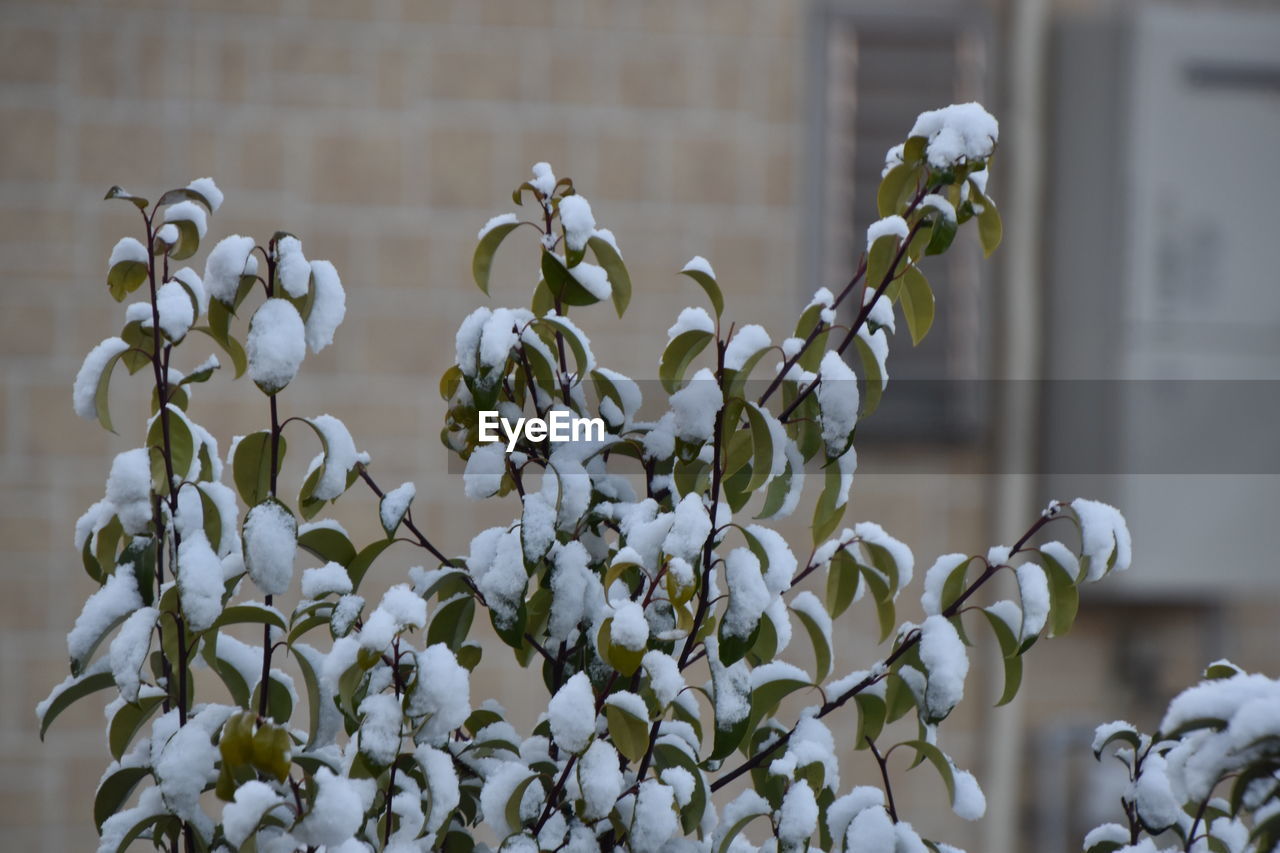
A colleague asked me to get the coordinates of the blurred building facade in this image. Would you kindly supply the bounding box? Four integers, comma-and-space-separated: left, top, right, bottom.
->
0, 0, 1275, 849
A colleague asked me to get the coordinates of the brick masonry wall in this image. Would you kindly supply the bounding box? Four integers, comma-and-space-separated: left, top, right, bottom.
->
0, 0, 1075, 849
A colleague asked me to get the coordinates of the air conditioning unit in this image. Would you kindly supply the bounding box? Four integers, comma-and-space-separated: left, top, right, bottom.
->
1042, 5, 1280, 595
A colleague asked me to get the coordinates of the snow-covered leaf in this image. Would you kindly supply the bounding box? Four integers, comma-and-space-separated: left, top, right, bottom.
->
660, 329, 714, 394
679, 256, 723, 318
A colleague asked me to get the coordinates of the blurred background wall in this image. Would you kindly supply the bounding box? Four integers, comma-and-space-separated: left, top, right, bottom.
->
0, 0, 1276, 849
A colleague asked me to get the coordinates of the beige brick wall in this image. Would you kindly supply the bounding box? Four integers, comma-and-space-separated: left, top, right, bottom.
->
9, 1, 1269, 851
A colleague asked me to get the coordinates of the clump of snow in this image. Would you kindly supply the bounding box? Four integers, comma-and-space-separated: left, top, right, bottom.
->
919, 614, 968, 720
530, 162, 557, 197
106, 448, 152, 535
467, 527, 527, 628
109, 236, 148, 269
611, 600, 649, 651
922, 193, 957, 223
846, 804, 895, 852
243, 500, 297, 596
667, 306, 715, 340
1040, 540, 1082, 582
108, 606, 157, 702
464, 442, 507, 500
548, 542, 604, 642
708, 639, 751, 727
921, 553, 969, 616
379, 481, 415, 533
952, 767, 986, 820
559, 195, 595, 252
203, 235, 256, 304
569, 260, 612, 300
1131, 753, 1180, 830
682, 256, 716, 279
480, 761, 537, 839
578, 739, 623, 820
642, 651, 685, 708
722, 548, 770, 640
664, 493, 711, 564
154, 280, 195, 341
630, 781, 677, 853
273, 236, 310, 298
358, 693, 403, 766
1015, 563, 1050, 639
478, 212, 518, 240
185, 177, 222, 212
670, 368, 722, 443
724, 325, 771, 372
408, 644, 471, 744
177, 531, 225, 631
817, 351, 859, 454
247, 299, 306, 394
855, 521, 915, 589
360, 584, 427, 651
163, 200, 208, 239
909, 103, 1000, 170
1071, 498, 1132, 579
548, 672, 596, 754
867, 215, 910, 245
300, 562, 352, 599
73, 337, 129, 421
305, 260, 346, 353
296, 768, 365, 848
222, 780, 285, 848
777, 781, 818, 845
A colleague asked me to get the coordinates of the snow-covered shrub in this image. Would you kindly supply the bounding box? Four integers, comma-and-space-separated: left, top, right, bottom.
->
1087, 662, 1280, 853
42, 104, 1157, 852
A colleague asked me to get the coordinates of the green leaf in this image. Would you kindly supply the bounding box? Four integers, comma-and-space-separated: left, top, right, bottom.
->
190, 325, 248, 379
94, 764, 150, 831
231, 431, 285, 507
899, 265, 935, 346
860, 568, 897, 644
104, 185, 149, 209
91, 346, 130, 433
166, 217, 201, 261
472, 218, 526, 295
680, 260, 723, 318
973, 187, 1002, 257
1039, 549, 1080, 638
39, 668, 115, 739
742, 403, 775, 493
792, 605, 832, 681
605, 701, 650, 762
297, 524, 357, 568
588, 234, 632, 317
865, 230, 901, 294
541, 249, 601, 307
347, 538, 395, 591
291, 645, 324, 749
427, 594, 475, 652
900, 739, 957, 804
537, 315, 593, 378
108, 692, 164, 760
853, 692, 887, 747
108, 260, 149, 303
924, 213, 958, 257
109, 810, 177, 853
204, 638, 252, 708
709, 711, 750, 763
215, 603, 287, 632
147, 405, 194, 486
659, 329, 714, 394
877, 163, 916, 218
503, 770, 540, 838
750, 671, 812, 722
812, 460, 848, 544
981, 609, 1024, 706
825, 549, 860, 619
1091, 722, 1140, 760
712, 795, 768, 853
